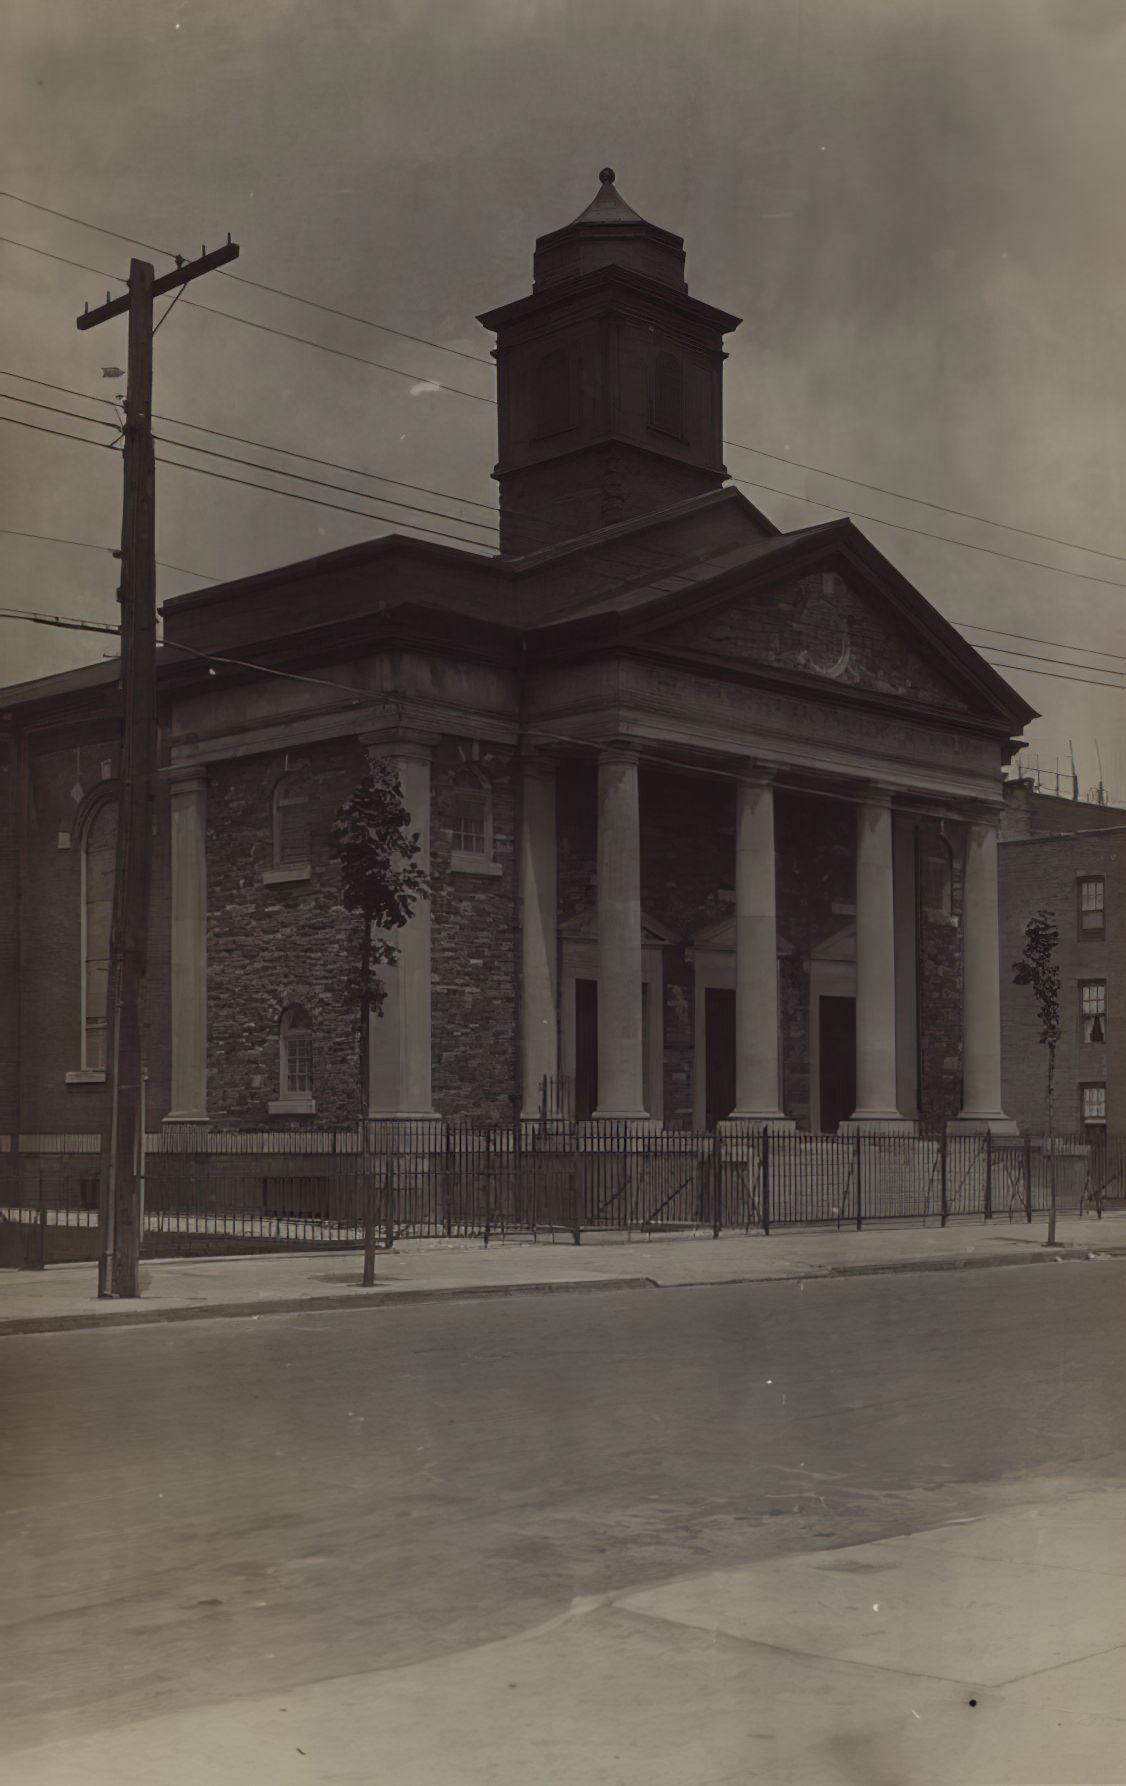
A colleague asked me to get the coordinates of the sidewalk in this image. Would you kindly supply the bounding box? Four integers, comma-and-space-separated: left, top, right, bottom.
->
3, 1213, 1125, 1335
7, 1481, 1126, 1783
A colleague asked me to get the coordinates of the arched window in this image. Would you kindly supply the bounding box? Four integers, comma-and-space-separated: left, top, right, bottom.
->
533, 347, 575, 439
279, 1005, 314, 1101
649, 352, 686, 438
272, 769, 311, 870
448, 766, 492, 862
81, 797, 118, 1070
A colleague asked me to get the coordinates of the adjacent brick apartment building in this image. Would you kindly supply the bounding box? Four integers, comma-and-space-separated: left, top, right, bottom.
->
0, 172, 1037, 1144
999, 782, 1125, 1135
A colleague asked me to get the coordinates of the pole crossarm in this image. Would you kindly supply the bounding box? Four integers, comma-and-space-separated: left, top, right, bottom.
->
76, 240, 240, 330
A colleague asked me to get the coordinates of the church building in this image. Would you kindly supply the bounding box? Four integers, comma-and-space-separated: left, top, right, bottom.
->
0, 171, 1037, 1141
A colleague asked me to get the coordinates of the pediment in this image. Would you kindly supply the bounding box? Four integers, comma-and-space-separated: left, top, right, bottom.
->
560, 908, 677, 945
689, 913, 794, 955
643, 568, 974, 714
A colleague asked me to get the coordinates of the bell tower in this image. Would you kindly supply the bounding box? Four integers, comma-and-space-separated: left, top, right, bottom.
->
478, 170, 742, 555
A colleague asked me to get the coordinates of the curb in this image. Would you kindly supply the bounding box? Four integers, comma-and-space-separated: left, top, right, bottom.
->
4, 1243, 1126, 1337
0, 1274, 657, 1337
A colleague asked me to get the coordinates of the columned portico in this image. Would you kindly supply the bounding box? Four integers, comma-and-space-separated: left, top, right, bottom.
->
724, 770, 791, 1127
848, 791, 913, 1129
950, 815, 1019, 1136
593, 746, 650, 1122
519, 751, 558, 1118
364, 731, 437, 1118
165, 766, 209, 1124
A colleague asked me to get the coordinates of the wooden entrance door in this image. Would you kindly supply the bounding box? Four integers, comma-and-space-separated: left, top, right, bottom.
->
819, 995, 856, 1133
705, 986, 736, 1130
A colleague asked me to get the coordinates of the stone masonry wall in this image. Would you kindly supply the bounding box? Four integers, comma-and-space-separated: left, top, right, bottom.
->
430, 742, 519, 1122
206, 738, 366, 1124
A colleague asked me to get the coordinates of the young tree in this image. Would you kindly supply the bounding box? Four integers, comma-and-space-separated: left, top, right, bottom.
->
332, 761, 430, 1119
1012, 909, 1061, 1244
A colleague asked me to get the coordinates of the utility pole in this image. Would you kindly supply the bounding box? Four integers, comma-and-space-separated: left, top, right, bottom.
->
77, 240, 238, 1297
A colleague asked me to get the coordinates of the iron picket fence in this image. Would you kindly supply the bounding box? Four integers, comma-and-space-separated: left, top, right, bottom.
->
2, 1124, 1124, 1262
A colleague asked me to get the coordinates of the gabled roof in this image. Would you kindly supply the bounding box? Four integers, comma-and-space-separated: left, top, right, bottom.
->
530, 514, 1039, 731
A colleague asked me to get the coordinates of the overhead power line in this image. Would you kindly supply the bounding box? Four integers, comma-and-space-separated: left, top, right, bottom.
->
0, 522, 214, 581
0, 187, 495, 367
724, 437, 1126, 567
730, 477, 1126, 595
3, 407, 1125, 691
6, 190, 1126, 580
0, 232, 495, 405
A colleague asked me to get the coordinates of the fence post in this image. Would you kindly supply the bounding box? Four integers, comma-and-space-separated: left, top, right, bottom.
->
983, 1132, 993, 1223
483, 1129, 492, 1248
855, 1132, 863, 1231
1023, 1132, 1033, 1224
940, 1130, 948, 1228
362, 1149, 377, 1286
570, 1168, 582, 1246
761, 1126, 771, 1237
711, 1133, 721, 1239
383, 1155, 395, 1252
35, 1165, 47, 1270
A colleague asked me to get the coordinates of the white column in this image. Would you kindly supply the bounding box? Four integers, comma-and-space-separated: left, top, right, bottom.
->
951, 817, 1019, 1134
594, 747, 648, 1121
366, 734, 436, 1117
893, 811, 919, 1119
520, 752, 558, 1119
727, 772, 790, 1125
850, 793, 910, 1127
165, 766, 208, 1124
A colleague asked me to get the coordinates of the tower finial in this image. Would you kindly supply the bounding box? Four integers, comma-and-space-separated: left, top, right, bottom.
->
599, 167, 615, 185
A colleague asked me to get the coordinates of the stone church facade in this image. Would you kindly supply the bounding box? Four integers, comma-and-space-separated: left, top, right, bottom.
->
0, 172, 1036, 1140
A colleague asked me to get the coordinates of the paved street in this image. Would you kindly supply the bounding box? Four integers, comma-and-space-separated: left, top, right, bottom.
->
4, 1262, 1126, 1781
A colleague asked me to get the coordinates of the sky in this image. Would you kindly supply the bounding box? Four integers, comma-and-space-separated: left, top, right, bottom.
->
2, 0, 1124, 801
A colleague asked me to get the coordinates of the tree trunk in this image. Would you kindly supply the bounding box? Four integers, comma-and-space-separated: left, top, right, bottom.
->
360, 913, 376, 1284
1046, 1042, 1057, 1246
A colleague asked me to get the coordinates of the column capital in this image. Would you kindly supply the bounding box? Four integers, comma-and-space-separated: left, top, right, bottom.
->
597, 741, 640, 770
163, 763, 208, 792
855, 781, 897, 810
518, 743, 559, 780
735, 759, 776, 789
956, 799, 1005, 831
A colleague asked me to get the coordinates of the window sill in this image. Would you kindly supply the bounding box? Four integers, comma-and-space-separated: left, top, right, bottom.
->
451, 852, 502, 878
65, 1069, 106, 1086
268, 1096, 317, 1116
262, 864, 311, 886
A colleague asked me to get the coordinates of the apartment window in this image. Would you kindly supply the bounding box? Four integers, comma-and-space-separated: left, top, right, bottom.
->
272, 770, 311, 869
1078, 876, 1105, 937
81, 797, 118, 1071
1080, 980, 1107, 1044
1081, 1083, 1107, 1126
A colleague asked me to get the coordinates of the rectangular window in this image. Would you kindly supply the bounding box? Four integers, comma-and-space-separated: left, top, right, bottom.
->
1081, 1083, 1107, 1125
1079, 876, 1105, 936
276, 800, 311, 868
451, 808, 487, 855
1080, 980, 1107, 1043
286, 1035, 313, 1095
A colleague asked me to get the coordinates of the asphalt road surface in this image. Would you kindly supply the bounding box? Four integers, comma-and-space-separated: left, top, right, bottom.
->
3, 1262, 1126, 1757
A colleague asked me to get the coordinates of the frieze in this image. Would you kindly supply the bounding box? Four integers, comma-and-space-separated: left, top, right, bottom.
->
632, 662, 997, 772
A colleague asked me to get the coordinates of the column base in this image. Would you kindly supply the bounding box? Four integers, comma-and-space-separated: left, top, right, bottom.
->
718, 1113, 796, 1134
589, 1111, 658, 1128
839, 1111, 918, 1136
162, 1111, 209, 1127
947, 1113, 1021, 1139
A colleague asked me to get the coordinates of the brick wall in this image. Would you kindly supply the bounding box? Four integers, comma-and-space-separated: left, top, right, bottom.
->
1000, 829, 1126, 1133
